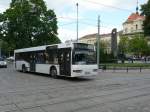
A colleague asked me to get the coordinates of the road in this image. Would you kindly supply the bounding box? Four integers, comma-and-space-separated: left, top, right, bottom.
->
1, 64, 150, 112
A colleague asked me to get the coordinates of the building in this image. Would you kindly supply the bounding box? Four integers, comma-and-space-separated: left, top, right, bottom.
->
79, 13, 144, 54
79, 33, 111, 53
123, 12, 145, 35
79, 31, 121, 53
79, 33, 112, 45
79, 2, 146, 54
122, 1, 145, 36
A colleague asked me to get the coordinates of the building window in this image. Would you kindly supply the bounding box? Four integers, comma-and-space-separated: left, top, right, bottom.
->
125, 28, 128, 33
131, 27, 133, 32
136, 24, 138, 30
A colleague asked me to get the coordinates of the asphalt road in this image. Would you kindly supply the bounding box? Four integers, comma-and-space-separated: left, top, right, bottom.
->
1, 63, 150, 112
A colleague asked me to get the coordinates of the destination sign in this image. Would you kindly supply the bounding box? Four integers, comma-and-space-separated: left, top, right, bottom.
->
74, 43, 94, 50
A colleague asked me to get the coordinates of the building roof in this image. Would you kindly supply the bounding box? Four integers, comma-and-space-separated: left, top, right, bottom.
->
80, 33, 111, 40
125, 13, 145, 23
80, 31, 123, 40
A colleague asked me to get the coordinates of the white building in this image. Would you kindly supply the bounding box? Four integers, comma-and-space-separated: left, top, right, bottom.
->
123, 12, 145, 35
79, 32, 121, 53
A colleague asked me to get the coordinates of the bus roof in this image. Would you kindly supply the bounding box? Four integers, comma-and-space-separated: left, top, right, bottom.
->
14, 45, 48, 53
14, 42, 93, 53
14, 42, 72, 53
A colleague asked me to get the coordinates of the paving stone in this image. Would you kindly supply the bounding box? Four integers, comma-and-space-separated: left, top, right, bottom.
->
22, 107, 45, 112
1, 64, 150, 112
42, 102, 81, 112
0, 104, 19, 112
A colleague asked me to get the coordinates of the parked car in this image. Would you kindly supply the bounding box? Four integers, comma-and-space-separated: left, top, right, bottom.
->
6, 56, 15, 62
0, 57, 7, 68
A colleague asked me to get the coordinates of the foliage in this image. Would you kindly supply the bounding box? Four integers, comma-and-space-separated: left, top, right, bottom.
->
128, 35, 150, 56
118, 36, 129, 54
96, 40, 116, 63
118, 34, 150, 57
0, 0, 60, 55
141, 0, 150, 36
100, 51, 116, 63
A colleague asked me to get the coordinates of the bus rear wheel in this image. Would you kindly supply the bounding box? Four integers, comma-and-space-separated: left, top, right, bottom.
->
50, 67, 57, 79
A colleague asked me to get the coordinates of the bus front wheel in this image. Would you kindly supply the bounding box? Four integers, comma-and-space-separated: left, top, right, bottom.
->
50, 67, 57, 79
22, 65, 26, 73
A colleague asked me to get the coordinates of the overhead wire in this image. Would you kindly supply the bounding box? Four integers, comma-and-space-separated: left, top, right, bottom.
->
47, 0, 130, 30
80, 0, 133, 12
58, 21, 76, 27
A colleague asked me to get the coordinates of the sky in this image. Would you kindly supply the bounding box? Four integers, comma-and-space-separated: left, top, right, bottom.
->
0, 0, 148, 42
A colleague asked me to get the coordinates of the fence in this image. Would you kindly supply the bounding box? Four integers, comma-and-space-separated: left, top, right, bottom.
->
99, 65, 150, 73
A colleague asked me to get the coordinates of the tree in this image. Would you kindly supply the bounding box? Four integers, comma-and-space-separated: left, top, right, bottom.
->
95, 40, 115, 63
118, 36, 129, 55
141, 0, 150, 36
118, 36, 130, 62
128, 35, 150, 56
118, 34, 150, 57
0, 0, 60, 54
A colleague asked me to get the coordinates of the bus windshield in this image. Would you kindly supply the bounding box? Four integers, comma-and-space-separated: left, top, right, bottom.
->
73, 50, 96, 65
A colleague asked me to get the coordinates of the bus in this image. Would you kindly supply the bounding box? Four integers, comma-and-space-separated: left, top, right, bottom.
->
14, 42, 98, 78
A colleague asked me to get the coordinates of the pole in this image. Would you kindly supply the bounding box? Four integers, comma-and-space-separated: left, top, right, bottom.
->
76, 3, 79, 42
97, 15, 100, 69
0, 39, 2, 57
0, 48, 1, 57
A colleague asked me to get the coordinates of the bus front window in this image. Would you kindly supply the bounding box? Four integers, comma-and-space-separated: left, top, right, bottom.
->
73, 51, 96, 65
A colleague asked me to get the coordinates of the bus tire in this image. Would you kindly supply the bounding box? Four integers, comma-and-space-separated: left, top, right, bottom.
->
22, 65, 26, 73
50, 67, 57, 79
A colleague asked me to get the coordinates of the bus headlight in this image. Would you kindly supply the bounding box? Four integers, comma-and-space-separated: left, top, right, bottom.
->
73, 70, 83, 73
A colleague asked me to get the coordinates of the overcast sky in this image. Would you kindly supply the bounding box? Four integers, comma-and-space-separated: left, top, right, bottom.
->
0, 0, 148, 42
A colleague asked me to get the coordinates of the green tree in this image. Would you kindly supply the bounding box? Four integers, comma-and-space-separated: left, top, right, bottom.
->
141, 0, 150, 36
0, 0, 60, 53
96, 40, 115, 63
118, 36, 129, 55
128, 35, 150, 56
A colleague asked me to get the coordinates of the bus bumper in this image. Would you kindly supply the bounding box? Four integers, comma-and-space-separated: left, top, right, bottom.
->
71, 65, 98, 77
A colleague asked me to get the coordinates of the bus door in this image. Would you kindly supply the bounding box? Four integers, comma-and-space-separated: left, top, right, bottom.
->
58, 48, 71, 76
30, 53, 36, 72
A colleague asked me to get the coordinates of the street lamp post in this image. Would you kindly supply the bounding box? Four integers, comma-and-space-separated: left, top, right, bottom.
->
0, 47, 1, 57
76, 3, 79, 42
0, 39, 2, 57
97, 16, 100, 69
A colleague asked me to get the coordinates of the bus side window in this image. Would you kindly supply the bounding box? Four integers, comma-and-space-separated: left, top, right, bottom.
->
36, 53, 40, 63
48, 51, 53, 64
53, 54, 58, 64
45, 53, 49, 64
58, 53, 63, 64
36, 52, 45, 64
61, 54, 63, 62
15, 53, 20, 60
67, 53, 70, 61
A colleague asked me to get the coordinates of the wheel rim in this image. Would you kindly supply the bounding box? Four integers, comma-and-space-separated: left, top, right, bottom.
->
22, 66, 26, 73
51, 69, 57, 78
